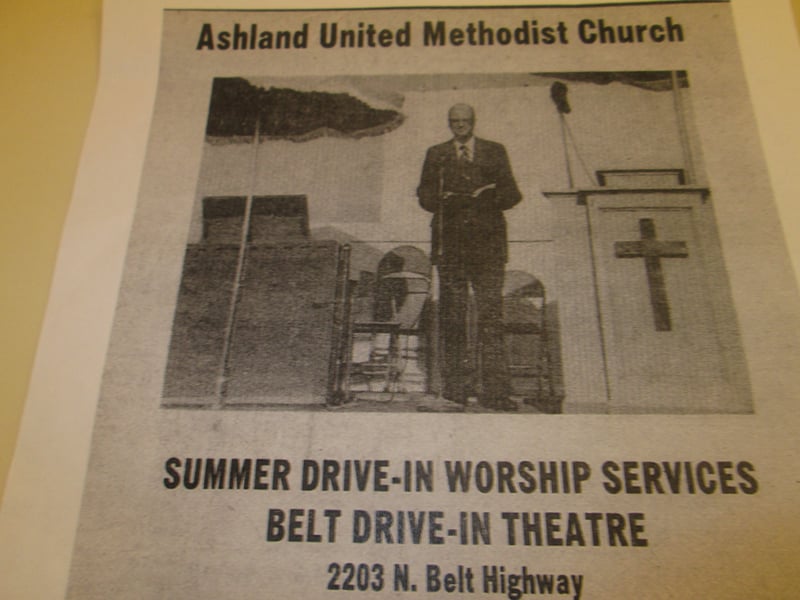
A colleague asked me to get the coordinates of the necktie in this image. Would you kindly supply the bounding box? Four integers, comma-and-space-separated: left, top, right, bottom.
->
459, 144, 470, 162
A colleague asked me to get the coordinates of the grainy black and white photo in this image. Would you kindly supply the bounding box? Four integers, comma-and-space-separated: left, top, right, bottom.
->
162, 71, 750, 414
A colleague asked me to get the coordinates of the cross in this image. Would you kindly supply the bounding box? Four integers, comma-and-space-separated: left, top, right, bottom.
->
614, 218, 689, 332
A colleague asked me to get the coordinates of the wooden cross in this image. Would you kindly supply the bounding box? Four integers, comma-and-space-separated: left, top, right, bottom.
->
614, 218, 689, 331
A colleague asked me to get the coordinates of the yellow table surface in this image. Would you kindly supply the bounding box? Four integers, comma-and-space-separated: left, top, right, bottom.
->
0, 0, 100, 497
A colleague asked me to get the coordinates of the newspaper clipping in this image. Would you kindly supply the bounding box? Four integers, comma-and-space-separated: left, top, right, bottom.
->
62, 2, 799, 598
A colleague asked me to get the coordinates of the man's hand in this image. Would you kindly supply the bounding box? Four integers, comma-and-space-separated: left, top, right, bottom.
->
471, 183, 497, 198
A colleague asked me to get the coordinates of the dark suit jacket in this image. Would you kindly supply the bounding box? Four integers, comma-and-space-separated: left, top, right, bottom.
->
417, 137, 522, 265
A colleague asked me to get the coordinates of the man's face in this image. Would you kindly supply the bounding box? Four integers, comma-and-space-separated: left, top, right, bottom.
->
448, 105, 475, 142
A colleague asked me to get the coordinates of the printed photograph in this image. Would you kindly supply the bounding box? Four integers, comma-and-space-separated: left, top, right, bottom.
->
161, 71, 752, 414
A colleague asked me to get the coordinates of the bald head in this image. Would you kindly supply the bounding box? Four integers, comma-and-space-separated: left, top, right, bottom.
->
448, 103, 475, 142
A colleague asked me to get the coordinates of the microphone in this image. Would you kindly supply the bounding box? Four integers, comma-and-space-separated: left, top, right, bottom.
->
550, 81, 571, 114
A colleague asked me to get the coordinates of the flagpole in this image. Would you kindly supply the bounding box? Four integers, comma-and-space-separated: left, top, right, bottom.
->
215, 115, 261, 405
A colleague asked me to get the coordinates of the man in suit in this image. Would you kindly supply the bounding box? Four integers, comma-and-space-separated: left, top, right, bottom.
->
417, 103, 522, 411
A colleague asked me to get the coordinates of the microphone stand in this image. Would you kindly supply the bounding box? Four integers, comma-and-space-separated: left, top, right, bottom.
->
433, 163, 445, 400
